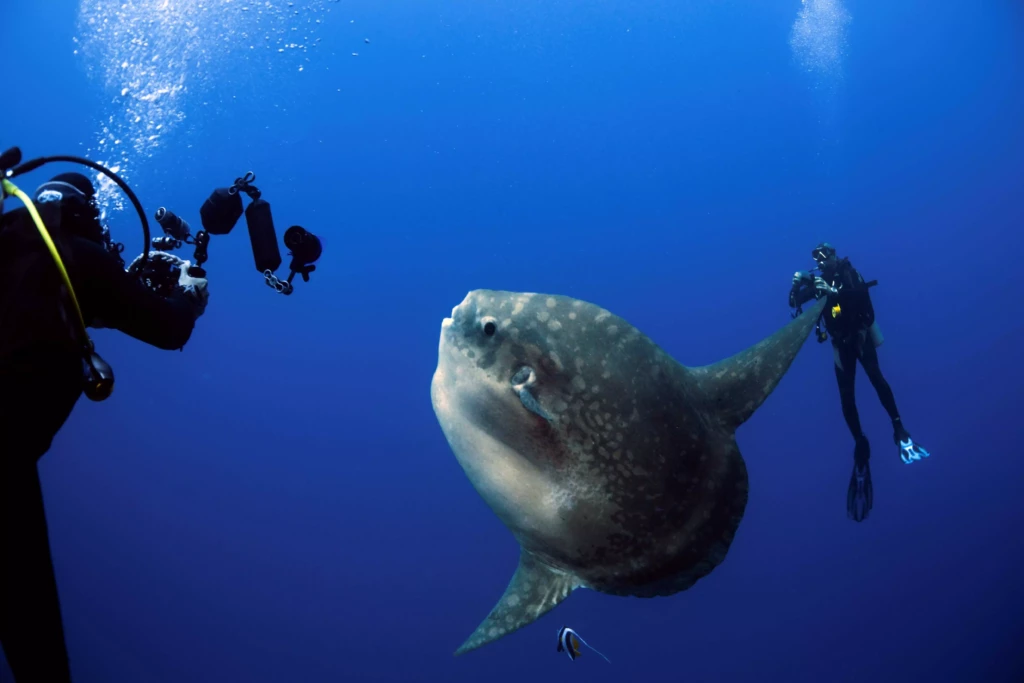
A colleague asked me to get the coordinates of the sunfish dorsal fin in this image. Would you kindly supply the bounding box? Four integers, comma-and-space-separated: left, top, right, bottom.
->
690, 299, 826, 432
454, 550, 580, 656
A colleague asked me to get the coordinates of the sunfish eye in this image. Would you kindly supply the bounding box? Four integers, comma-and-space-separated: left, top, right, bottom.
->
481, 316, 497, 337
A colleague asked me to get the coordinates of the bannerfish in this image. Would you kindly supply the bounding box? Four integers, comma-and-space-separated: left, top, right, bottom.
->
557, 626, 610, 663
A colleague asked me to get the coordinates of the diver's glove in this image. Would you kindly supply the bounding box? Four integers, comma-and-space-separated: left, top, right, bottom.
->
847, 436, 873, 522
814, 276, 838, 296
894, 424, 930, 464
177, 260, 209, 319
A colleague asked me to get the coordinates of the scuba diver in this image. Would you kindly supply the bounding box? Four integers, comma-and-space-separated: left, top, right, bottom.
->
0, 168, 208, 682
789, 242, 930, 523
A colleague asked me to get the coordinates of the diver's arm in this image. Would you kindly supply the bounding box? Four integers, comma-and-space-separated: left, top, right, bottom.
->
70, 237, 197, 350
791, 284, 818, 307
789, 271, 819, 308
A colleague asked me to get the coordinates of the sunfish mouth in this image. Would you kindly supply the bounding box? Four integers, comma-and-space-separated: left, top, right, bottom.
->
442, 300, 469, 330
444, 301, 464, 323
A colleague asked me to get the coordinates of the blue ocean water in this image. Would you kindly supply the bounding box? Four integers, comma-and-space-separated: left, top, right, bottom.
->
2, 0, 1022, 681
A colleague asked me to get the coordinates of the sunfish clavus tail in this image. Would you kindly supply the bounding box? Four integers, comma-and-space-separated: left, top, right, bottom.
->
430, 291, 827, 655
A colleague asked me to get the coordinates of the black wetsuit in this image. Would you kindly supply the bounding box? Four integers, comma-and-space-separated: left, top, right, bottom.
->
0, 203, 198, 682
791, 257, 902, 446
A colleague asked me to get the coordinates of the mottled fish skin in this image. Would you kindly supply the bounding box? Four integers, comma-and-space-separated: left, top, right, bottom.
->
431, 290, 826, 654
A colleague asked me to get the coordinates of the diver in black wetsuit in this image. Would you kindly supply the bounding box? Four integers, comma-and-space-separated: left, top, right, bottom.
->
0, 172, 209, 683
789, 242, 930, 523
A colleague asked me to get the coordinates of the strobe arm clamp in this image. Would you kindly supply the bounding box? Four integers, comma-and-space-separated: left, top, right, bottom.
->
263, 228, 321, 294
269, 224, 322, 295
263, 270, 294, 295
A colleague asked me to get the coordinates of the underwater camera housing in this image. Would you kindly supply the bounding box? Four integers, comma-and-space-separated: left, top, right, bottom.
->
136, 172, 322, 296
788, 270, 817, 312
127, 250, 191, 298
787, 269, 829, 343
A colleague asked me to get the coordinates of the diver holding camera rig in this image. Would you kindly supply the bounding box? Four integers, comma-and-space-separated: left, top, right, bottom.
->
0, 145, 321, 683
787, 242, 930, 524
137, 170, 322, 298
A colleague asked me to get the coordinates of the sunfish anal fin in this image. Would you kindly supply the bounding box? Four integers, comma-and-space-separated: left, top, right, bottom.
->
691, 298, 826, 431
454, 550, 579, 656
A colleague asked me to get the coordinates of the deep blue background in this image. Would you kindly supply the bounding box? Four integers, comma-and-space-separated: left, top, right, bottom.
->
2, 1, 1022, 681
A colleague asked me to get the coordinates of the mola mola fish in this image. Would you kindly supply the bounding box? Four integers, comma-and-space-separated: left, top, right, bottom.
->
430, 290, 826, 655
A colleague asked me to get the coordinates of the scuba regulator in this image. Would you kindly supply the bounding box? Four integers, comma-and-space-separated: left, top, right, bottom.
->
130, 171, 322, 297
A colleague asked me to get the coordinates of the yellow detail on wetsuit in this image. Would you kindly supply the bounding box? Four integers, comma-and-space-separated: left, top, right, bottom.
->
832, 303, 841, 318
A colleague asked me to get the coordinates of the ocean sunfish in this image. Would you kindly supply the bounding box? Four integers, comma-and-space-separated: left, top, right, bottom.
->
430, 290, 826, 655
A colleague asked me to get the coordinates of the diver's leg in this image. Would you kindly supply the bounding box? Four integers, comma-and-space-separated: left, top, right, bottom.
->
833, 342, 863, 439
859, 336, 930, 463
0, 350, 80, 683
858, 336, 901, 423
0, 459, 73, 683
835, 342, 872, 521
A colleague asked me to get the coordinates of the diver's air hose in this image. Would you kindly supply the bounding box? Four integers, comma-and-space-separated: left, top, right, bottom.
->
8, 154, 151, 270
0, 178, 91, 348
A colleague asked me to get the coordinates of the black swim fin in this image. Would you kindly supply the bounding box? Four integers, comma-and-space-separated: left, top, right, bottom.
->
847, 436, 873, 522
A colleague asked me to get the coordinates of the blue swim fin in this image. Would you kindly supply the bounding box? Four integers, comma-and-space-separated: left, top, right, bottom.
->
895, 427, 930, 464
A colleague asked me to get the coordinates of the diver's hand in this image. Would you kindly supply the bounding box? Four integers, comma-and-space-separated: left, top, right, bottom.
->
814, 276, 838, 295
177, 261, 209, 319
792, 271, 807, 285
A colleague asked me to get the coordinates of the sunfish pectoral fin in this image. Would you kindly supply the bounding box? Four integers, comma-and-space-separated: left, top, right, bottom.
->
516, 386, 553, 420
454, 550, 580, 656
511, 366, 553, 421
691, 298, 826, 431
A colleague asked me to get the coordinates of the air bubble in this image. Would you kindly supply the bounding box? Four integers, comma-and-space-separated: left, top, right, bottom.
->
790, 0, 851, 78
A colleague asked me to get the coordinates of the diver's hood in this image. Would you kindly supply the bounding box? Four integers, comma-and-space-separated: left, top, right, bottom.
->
37, 171, 96, 200
35, 180, 90, 205
33, 176, 103, 243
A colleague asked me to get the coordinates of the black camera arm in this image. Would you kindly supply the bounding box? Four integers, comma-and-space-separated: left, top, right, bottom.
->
143, 172, 322, 296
